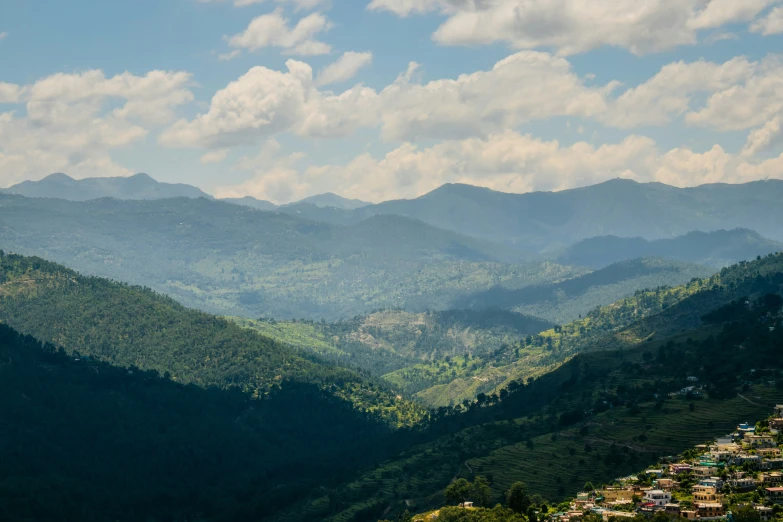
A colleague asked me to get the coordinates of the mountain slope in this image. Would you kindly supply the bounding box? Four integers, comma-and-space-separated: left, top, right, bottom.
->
454, 258, 713, 324
274, 253, 783, 522
0, 252, 423, 426
0, 323, 395, 522
558, 228, 783, 268
0, 194, 579, 319
1, 172, 210, 201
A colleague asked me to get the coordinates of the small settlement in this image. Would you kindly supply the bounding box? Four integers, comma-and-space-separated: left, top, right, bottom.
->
550, 407, 783, 522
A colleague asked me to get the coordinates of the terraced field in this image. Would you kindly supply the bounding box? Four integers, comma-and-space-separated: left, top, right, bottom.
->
469, 387, 783, 501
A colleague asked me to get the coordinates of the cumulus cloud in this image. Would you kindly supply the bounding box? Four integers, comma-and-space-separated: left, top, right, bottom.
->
742, 117, 782, 157
751, 6, 783, 35
200, 149, 230, 164
316, 51, 373, 86
215, 130, 783, 203
368, 0, 780, 55
0, 69, 192, 187
225, 9, 332, 57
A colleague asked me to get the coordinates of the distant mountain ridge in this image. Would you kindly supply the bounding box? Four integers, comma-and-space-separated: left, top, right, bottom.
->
279, 179, 783, 251
290, 192, 369, 209
2, 172, 211, 201
558, 228, 783, 268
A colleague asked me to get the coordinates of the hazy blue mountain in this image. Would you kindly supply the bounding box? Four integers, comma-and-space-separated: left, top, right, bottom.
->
2, 172, 210, 201
0, 193, 579, 320
331, 179, 783, 250
293, 192, 369, 209
454, 257, 714, 324
220, 195, 278, 211
558, 229, 783, 269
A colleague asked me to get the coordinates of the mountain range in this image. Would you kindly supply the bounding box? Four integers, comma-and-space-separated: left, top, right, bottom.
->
8, 174, 783, 254
1, 172, 211, 201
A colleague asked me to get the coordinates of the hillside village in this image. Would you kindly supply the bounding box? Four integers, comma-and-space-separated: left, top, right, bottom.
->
549, 405, 783, 522
408, 406, 783, 522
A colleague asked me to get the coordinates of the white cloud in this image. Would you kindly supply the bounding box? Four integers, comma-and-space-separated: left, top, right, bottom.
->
742, 117, 782, 157
161, 51, 614, 148
368, 0, 782, 56
0, 69, 193, 187
225, 9, 332, 57
602, 57, 755, 128
200, 149, 230, 164
316, 51, 373, 86
0, 82, 25, 104
685, 56, 783, 131
0, 32, 7, 41
214, 130, 783, 203
751, 6, 783, 35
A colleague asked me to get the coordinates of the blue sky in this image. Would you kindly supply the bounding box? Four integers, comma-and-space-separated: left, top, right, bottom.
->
1, 0, 783, 203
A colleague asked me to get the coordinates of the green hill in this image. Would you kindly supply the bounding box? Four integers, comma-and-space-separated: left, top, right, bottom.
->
0, 323, 397, 522
0, 194, 580, 320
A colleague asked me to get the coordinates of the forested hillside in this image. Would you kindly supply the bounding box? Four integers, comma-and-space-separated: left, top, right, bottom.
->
0, 324, 394, 522
0, 194, 581, 320
276, 253, 783, 522
0, 252, 423, 426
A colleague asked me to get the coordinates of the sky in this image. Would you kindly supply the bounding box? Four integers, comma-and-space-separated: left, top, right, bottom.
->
1, 0, 783, 203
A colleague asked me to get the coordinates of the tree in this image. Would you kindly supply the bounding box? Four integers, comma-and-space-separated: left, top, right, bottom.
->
506, 482, 531, 514
528, 506, 538, 522
472, 476, 492, 507
733, 505, 762, 522
397, 510, 413, 522
584, 482, 596, 492
445, 478, 472, 506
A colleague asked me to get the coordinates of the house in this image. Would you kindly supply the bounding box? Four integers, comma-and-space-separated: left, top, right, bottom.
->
681, 510, 698, 520
765, 487, 783, 504
646, 469, 664, 478
601, 487, 635, 502
643, 490, 672, 507
744, 434, 777, 448
775, 405, 783, 417
694, 502, 726, 518
755, 506, 774, 521
693, 466, 713, 478
730, 476, 757, 491
600, 511, 636, 521
654, 478, 678, 491
693, 485, 722, 502
670, 464, 693, 474
664, 504, 681, 517
762, 472, 783, 485
700, 477, 725, 490
737, 423, 756, 438
757, 447, 781, 458
769, 418, 783, 431
458, 501, 473, 508
760, 458, 783, 470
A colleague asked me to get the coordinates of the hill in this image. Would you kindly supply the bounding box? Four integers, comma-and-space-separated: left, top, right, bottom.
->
454, 258, 713, 324
273, 253, 783, 522
558, 229, 783, 269
293, 192, 369, 209
0, 252, 424, 426
0, 194, 580, 320
232, 308, 556, 387
221, 195, 278, 210
0, 323, 396, 522
296, 179, 783, 252
1, 172, 210, 201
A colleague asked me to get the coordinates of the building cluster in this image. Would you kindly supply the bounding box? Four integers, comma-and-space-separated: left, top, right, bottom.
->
551, 407, 783, 522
